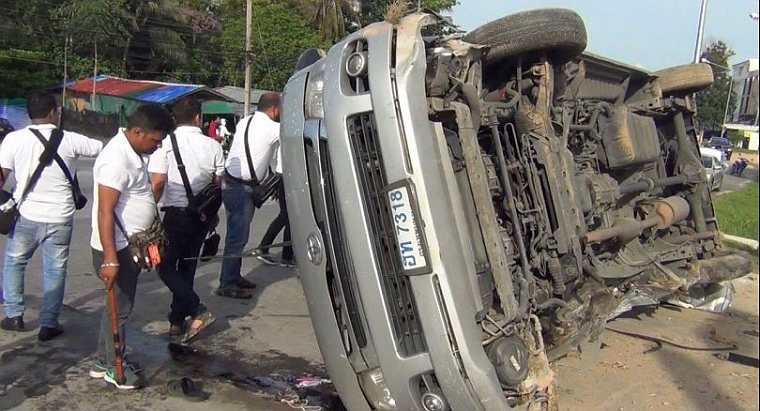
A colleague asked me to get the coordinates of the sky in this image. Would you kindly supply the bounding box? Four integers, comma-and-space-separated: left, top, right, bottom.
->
451, 0, 760, 71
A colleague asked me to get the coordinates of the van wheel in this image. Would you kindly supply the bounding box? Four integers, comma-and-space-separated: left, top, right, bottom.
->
654, 63, 714, 95
463, 8, 587, 65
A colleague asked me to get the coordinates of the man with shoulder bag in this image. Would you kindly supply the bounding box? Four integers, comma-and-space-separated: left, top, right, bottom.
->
149, 97, 222, 343
217, 92, 282, 298
89, 105, 173, 390
0, 92, 102, 341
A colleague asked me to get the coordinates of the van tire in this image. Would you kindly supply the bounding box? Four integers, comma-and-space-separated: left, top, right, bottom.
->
463, 8, 587, 65
654, 63, 714, 95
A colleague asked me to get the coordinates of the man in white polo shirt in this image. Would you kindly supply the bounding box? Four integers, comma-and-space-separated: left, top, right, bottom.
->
0, 92, 102, 341
217, 92, 281, 298
149, 97, 223, 342
89, 104, 173, 390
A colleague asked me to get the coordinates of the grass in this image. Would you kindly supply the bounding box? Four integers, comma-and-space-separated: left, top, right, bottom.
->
714, 183, 759, 241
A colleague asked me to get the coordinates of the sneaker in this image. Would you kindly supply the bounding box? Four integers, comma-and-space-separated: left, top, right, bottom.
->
256, 254, 278, 266
278, 258, 296, 268
89, 359, 142, 379
103, 366, 142, 390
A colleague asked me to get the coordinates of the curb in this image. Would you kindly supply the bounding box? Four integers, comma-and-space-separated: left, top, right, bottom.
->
721, 233, 759, 252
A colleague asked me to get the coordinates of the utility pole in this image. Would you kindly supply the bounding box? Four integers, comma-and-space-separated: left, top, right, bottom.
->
91, 42, 98, 108
693, 0, 708, 63
243, 0, 253, 116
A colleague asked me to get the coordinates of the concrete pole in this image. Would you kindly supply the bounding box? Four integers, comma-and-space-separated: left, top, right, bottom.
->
243, 0, 253, 116
693, 0, 708, 63
91, 42, 98, 109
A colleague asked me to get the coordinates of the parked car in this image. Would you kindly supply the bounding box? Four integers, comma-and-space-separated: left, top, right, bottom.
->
701, 147, 725, 191
0, 118, 14, 143
281, 9, 751, 410
705, 136, 733, 161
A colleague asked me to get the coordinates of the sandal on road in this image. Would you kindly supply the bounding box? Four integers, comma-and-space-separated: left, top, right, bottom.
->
166, 377, 208, 402
182, 312, 216, 343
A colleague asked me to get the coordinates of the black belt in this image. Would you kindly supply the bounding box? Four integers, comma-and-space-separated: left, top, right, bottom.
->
161, 206, 194, 214
224, 169, 256, 185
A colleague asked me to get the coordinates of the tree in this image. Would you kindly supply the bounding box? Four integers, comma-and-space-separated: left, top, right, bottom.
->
360, 0, 458, 26
219, 0, 330, 90
696, 40, 736, 132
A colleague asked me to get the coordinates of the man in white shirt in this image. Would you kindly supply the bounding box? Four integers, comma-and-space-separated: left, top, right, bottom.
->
0, 92, 102, 341
217, 92, 281, 298
89, 104, 173, 390
149, 97, 222, 341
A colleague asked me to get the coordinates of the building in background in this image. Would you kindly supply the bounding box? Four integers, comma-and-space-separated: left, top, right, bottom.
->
58, 76, 235, 139
725, 59, 759, 151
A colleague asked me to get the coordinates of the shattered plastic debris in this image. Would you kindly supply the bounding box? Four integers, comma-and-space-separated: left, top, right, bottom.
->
608, 288, 659, 320
667, 282, 735, 313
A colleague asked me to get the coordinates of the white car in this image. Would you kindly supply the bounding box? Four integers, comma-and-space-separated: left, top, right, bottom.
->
702, 147, 725, 191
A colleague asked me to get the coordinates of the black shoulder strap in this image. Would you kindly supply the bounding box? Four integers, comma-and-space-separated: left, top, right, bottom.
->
20, 128, 64, 206
242, 116, 260, 184
30, 129, 79, 197
168, 132, 195, 205
113, 212, 128, 237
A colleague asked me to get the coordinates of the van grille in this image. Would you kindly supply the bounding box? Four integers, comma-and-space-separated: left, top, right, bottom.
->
347, 112, 426, 356
304, 139, 367, 349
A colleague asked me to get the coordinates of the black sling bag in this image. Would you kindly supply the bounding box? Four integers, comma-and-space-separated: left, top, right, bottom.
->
167, 132, 222, 223
242, 116, 280, 208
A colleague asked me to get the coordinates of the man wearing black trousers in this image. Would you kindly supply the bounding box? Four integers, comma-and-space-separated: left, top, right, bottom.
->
149, 97, 223, 342
256, 147, 294, 267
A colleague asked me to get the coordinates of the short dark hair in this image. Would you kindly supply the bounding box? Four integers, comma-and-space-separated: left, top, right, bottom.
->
27, 92, 58, 119
127, 104, 174, 133
257, 92, 281, 112
171, 97, 201, 125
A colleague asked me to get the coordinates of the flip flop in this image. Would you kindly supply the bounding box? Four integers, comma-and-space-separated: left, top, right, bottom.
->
166, 377, 208, 402
181, 311, 216, 343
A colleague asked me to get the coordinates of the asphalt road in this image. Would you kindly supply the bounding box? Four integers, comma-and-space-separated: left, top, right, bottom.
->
0, 159, 757, 411
1, 158, 318, 411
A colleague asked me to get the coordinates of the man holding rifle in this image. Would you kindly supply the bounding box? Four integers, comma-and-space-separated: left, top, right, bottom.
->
89, 105, 173, 390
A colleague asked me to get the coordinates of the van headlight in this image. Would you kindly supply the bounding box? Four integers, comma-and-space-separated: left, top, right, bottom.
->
304, 62, 325, 119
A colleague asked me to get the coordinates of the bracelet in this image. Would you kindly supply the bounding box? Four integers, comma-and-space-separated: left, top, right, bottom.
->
100, 262, 120, 268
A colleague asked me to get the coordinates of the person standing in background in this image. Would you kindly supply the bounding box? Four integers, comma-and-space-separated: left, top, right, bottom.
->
217, 118, 231, 144
0, 92, 102, 341
216, 93, 281, 298
255, 145, 293, 267
208, 117, 219, 142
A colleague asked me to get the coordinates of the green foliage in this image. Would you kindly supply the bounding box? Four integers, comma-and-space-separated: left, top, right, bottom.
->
714, 183, 759, 241
696, 40, 736, 131
218, 0, 330, 90
1, 0, 457, 98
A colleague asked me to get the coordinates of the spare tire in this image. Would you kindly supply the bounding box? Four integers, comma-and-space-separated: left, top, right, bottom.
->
463, 8, 587, 64
654, 63, 714, 95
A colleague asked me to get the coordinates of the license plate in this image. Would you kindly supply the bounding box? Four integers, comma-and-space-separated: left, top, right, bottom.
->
387, 185, 428, 273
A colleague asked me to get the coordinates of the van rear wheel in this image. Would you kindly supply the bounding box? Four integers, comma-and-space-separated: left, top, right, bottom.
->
654, 63, 714, 95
